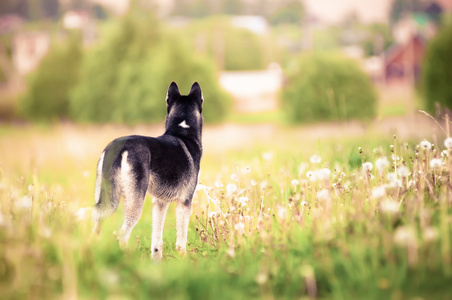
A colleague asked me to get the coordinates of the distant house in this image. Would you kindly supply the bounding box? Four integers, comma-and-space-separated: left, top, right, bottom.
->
384, 34, 425, 85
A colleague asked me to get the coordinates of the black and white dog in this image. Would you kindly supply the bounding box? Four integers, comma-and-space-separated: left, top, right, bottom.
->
92, 82, 203, 260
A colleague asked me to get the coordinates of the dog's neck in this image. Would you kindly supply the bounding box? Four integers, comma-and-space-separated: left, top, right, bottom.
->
164, 117, 203, 161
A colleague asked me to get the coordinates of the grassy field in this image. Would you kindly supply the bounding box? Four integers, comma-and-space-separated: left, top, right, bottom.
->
0, 122, 452, 299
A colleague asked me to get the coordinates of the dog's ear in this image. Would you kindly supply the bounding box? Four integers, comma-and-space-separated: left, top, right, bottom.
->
189, 82, 203, 106
166, 82, 180, 105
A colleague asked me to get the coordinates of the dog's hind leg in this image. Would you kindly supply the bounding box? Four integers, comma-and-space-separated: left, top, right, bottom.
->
151, 199, 170, 260
176, 199, 193, 255
117, 151, 148, 248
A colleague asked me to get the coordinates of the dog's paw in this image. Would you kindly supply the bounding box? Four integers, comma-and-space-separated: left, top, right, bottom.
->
176, 245, 188, 258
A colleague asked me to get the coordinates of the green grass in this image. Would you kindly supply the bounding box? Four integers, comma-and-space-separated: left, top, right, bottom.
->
0, 124, 452, 299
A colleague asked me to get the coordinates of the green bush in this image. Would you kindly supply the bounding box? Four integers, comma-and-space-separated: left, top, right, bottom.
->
281, 53, 377, 123
70, 13, 230, 124
422, 25, 452, 114
19, 34, 82, 122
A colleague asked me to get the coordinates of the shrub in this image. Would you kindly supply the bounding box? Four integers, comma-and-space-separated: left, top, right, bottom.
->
69, 13, 230, 124
281, 53, 377, 123
19, 34, 82, 122
422, 25, 452, 114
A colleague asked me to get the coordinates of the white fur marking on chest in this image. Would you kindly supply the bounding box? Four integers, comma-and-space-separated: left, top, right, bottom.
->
178, 120, 190, 129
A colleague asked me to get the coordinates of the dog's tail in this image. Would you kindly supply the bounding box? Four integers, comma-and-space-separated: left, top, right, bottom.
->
92, 150, 121, 233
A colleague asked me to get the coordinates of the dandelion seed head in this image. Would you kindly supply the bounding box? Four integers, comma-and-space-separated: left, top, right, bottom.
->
15, 195, 32, 211
234, 222, 245, 232
237, 196, 249, 206
397, 166, 410, 178
371, 186, 386, 199
429, 158, 443, 169
230, 174, 238, 181
250, 179, 257, 186
214, 180, 223, 188
419, 140, 432, 151
277, 206, 287, 220
393, 226, 416, 246
362, 162, 373, 173
227, 248, 236, 258
380, 199, 399, 215
310, 154, 321, 164
291, 179, 300, 187
316, 189, 330, 201
255, 272, 268, 285
444, 137, 452, 150
317, 168, 331, 181
226, 183, 237, 196
375, 157, 389, 173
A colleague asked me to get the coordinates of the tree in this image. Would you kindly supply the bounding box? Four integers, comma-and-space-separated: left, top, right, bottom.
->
281, 53, 377, 123
422, 25, 452, 114
19, 34, 82, 121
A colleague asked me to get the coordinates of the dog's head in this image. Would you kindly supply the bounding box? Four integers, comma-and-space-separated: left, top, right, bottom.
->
165, 82, 203, 139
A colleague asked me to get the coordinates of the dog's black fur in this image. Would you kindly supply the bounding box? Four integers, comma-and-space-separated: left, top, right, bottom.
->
92, 82, 203, 259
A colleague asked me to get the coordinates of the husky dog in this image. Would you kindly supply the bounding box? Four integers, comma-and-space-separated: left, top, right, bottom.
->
92, 82, 203, 260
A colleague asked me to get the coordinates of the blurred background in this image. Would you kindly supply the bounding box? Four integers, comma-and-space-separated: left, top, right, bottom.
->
0, 0, 451, 127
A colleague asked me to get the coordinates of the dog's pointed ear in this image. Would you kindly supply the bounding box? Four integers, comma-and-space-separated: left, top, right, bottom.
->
166, 82, 180, 104
189, 82, 203, 104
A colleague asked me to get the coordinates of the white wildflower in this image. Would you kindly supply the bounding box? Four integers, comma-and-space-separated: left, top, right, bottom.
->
380, 199, 400, 215
15, 195, 33, 211
316, 168, 331, 181
393, 226, 417, 247
375, 157, 389, 175
316, 189, 330, 201
291, 179, 300, 187
226, 183, 237, 196
237, 196, 249, 206
310, 154, 321, 164
277, 206, 287, 220
250, 179, 257, 186
227, 248, 236, 258
234, 222, 245, 232
230, 173, 238, 181
419, 140, 432, 151
362, 162, 373, 173
387, 172, 398, 183
255, 272, 268, 285
259, 181, 268, 190
397, 166, 410, 178
371, 186, 386, 199
429, 158, 443, 169
306, 171, 317, 182
441, 150, 448, 158
444, 137, 452, 150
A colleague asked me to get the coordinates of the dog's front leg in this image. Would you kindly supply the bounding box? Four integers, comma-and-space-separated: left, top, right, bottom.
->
176, 199, 193, 255
151, 199, 170, 260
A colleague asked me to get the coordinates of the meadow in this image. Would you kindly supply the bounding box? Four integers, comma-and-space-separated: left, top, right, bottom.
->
0, 120, 451, 300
